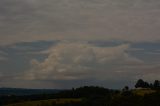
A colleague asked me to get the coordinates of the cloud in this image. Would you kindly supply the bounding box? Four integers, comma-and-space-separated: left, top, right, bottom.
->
23, 42, 142, 82
0, 40, 160, 88
133, 64, 160, 81
0, 51, 8, 61
0, 0, 160, 45
1, 0, 160, 88
0, 56, 7, 61
0, 51, 7, 55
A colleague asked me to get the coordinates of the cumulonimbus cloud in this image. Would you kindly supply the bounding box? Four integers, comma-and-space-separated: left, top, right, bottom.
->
24, 42, 143, 81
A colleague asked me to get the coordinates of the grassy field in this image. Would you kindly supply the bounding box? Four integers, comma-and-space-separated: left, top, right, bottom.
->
132, 88, 156, 96
5, 98, 82, 106
5, 88, 159, 106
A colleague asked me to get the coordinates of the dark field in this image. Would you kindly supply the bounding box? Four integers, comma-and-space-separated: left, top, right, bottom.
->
0, 86, 160, 106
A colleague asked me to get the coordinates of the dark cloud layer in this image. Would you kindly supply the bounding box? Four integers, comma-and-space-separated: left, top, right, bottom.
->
0, 0, 160, 44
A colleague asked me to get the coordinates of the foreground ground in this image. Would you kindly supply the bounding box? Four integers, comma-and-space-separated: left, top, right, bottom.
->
2, 86, 160, 106
6, 98, 82, 106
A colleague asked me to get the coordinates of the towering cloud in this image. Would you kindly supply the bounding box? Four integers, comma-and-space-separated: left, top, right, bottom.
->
24, 42, 142, 81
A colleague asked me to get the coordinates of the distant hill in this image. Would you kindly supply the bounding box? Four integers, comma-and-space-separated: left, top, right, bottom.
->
0, 88, 62, 96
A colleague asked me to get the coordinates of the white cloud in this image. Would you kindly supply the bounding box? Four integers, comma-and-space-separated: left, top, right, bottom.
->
24, 42, 143, 81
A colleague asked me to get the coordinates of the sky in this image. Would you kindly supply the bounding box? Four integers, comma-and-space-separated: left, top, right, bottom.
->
0, 0, 160, 89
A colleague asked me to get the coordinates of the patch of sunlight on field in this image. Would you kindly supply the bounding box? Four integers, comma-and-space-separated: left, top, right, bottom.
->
6, 98, 82, 106
132, 89, 156, 96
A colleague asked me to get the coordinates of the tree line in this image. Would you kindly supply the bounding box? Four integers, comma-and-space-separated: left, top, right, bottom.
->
1, 79, 160, 106
135, 79, 160, 89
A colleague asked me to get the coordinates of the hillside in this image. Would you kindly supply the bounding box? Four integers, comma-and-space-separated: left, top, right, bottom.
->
3, 86, 160, 106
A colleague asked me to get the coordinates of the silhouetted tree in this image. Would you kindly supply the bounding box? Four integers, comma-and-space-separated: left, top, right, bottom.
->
154, 80, 160, 88
149, 83, 153, 88
122, 86, 129, 92
144, 82, 150, 88
135, 79, 150, 88
135, 79, 145, 88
